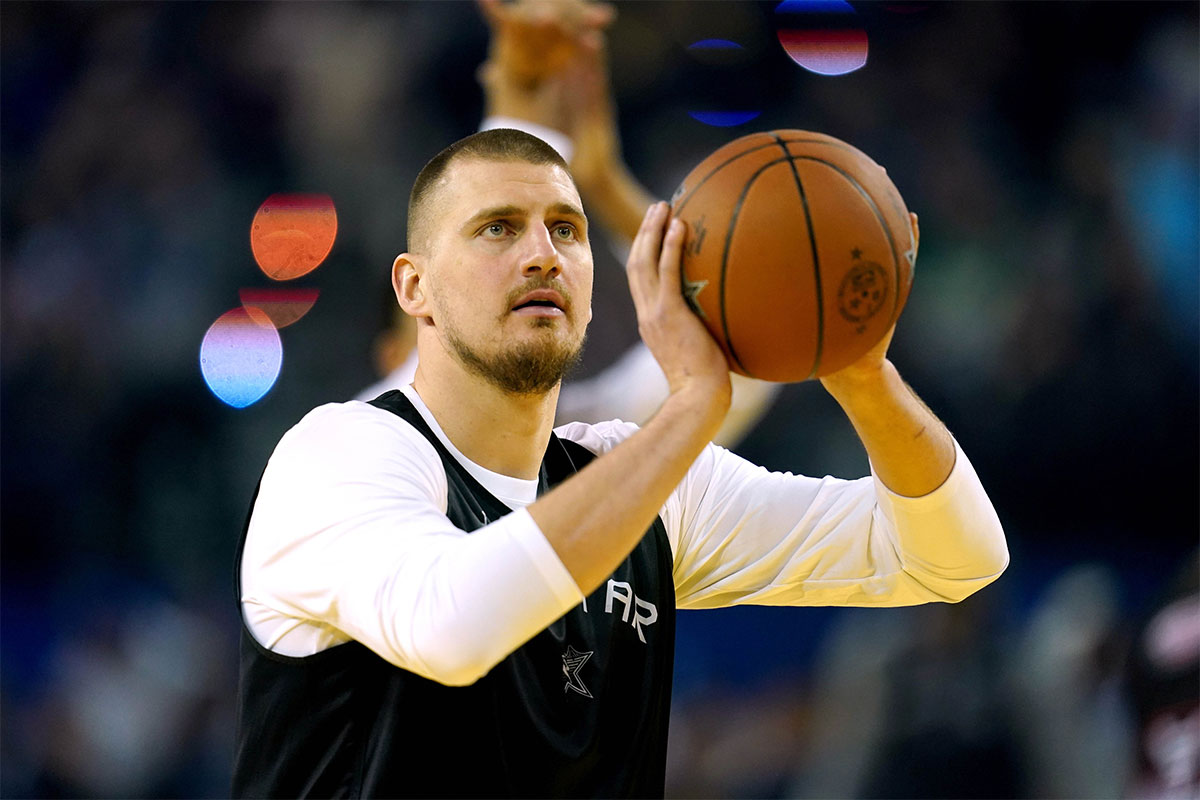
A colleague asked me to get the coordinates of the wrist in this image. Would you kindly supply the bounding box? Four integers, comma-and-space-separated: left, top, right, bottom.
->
664, 375, 732, 427
576, 157, 629, 198
579, 166, 658, 243
820, 356, 894, 400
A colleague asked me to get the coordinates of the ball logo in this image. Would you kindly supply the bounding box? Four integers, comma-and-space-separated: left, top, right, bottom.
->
682, 276, 709, 319
837, 255, 888, 329
686, 214, 708, 257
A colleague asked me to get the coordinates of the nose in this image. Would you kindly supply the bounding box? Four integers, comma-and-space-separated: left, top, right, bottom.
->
519, 224, 561, 279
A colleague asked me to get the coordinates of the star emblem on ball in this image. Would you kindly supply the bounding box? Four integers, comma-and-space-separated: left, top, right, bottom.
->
682, 277, 709, 319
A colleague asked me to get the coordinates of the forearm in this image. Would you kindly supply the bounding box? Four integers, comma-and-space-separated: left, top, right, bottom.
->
820, 359, 955, 497
530, 382, 727, 593
578, 163, 659, 243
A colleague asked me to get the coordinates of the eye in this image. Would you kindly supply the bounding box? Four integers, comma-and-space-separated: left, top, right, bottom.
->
483, 222, 507, 237
553, 224, 577, 241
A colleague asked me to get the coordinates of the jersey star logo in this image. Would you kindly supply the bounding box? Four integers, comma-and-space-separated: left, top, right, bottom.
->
562, 645, 593, 698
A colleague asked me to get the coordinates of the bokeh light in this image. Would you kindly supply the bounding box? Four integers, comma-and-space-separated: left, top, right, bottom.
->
776, 0, 869, 76
250, 193, 337, 281
689, 38, 741, 50
199, 306, 282, 408
239, 287, 320, 329
686, 38, 746, 64
686, 38, 761, 128
686, 111, 763, 127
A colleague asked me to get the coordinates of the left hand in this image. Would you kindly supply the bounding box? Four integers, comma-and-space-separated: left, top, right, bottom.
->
821, 212, 919, 388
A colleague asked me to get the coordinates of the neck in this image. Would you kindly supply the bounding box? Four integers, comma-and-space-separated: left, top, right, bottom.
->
410, 341, 559, 481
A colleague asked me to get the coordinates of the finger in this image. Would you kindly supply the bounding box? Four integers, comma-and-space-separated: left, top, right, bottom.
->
909, 212, 920, 258
626, 203, 669, 304
568, 34, 609, 116
578, 29, 603, 55
626, 202, 667, 281
477, 0, 504, 26
582, 2, 616, 30
657, 217, 688, 304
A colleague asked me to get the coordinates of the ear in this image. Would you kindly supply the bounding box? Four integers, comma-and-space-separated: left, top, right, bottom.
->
393, 253, 432, 319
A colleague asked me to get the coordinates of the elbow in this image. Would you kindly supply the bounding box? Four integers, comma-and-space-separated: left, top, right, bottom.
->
406, 623, 502, 687
951, 512, 1011, 600
944, 558, 1009, 603
941, 546, 1010, 603
417, 651, 492, 688
974, 516, 1011, 584
912, 521, 1011, 604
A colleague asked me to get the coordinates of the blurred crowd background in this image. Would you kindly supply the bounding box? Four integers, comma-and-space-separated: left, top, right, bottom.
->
2, 1, 1197, 797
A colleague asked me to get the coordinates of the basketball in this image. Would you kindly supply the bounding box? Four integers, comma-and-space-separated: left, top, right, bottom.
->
670, 130, 916, 381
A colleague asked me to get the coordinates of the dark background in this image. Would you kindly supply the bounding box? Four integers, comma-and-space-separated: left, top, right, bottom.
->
2, 2, 1196, 796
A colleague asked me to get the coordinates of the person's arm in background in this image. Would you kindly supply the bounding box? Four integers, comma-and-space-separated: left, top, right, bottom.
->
478, 0, 780, 448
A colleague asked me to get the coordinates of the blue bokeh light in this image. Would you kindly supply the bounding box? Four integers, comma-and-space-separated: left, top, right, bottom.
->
199, 307, 283, 408
687, 110, 762, 127
776, 0, 856, 13
688, 39, 744, 50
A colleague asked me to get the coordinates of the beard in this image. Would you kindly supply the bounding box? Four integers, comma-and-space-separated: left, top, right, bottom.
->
445, 321, 585, 396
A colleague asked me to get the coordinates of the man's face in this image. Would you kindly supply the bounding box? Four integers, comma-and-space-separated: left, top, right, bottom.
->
419, 158, 593, 395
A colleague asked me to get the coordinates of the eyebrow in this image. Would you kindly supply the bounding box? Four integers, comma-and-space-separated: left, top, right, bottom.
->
463, 202, 587, 229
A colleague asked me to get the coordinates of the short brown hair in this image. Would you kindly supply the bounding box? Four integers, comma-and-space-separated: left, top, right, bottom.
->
407, 128, 572, 253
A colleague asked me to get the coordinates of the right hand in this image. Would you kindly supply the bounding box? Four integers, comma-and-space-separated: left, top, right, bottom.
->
626, 202, 732, 408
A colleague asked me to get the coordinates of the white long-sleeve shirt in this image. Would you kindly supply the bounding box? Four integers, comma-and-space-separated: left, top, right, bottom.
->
241, 384, 1008, 685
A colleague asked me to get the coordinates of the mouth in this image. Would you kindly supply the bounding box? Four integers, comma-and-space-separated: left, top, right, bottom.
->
511, 289, 567, 318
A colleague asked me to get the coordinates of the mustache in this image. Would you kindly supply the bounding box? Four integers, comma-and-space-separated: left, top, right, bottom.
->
503, 277, 572, 313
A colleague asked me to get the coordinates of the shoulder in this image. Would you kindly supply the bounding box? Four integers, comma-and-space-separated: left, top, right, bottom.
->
553, 417, 733, 488
553, 418, 641, 456
266, 401, 444, 488
353, 353, 418, 402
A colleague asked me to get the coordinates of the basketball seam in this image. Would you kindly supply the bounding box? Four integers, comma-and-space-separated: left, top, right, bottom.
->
674, 134, 889, 215
717, 163, 768, 377
771, 133, 824, 380
674, 137, 858, 213
779, 140, 911, 257
788, 155, 903, 325
691, 145, 901, 381
717, 152, 841, 379
720, 154, 824, 378
672, 138, 782, 214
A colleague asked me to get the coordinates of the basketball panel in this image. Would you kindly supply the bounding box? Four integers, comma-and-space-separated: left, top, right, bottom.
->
783, 139, 914, 314
671, 132, 787, 215
793, 158, 898, 375
673, 146, 791, 367
722, 160, 820, 381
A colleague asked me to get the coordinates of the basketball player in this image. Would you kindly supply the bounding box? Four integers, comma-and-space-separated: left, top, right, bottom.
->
356, 0, 781, 449
233, 125, 1009, 796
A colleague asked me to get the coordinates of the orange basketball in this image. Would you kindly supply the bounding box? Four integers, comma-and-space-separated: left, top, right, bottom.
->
670, 130, 915, 381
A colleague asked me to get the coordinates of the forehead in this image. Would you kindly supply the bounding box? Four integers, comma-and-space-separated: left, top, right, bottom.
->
437, 158, 581, 218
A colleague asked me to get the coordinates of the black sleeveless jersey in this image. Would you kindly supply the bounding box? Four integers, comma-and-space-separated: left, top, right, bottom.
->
233, 391, 677, 798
